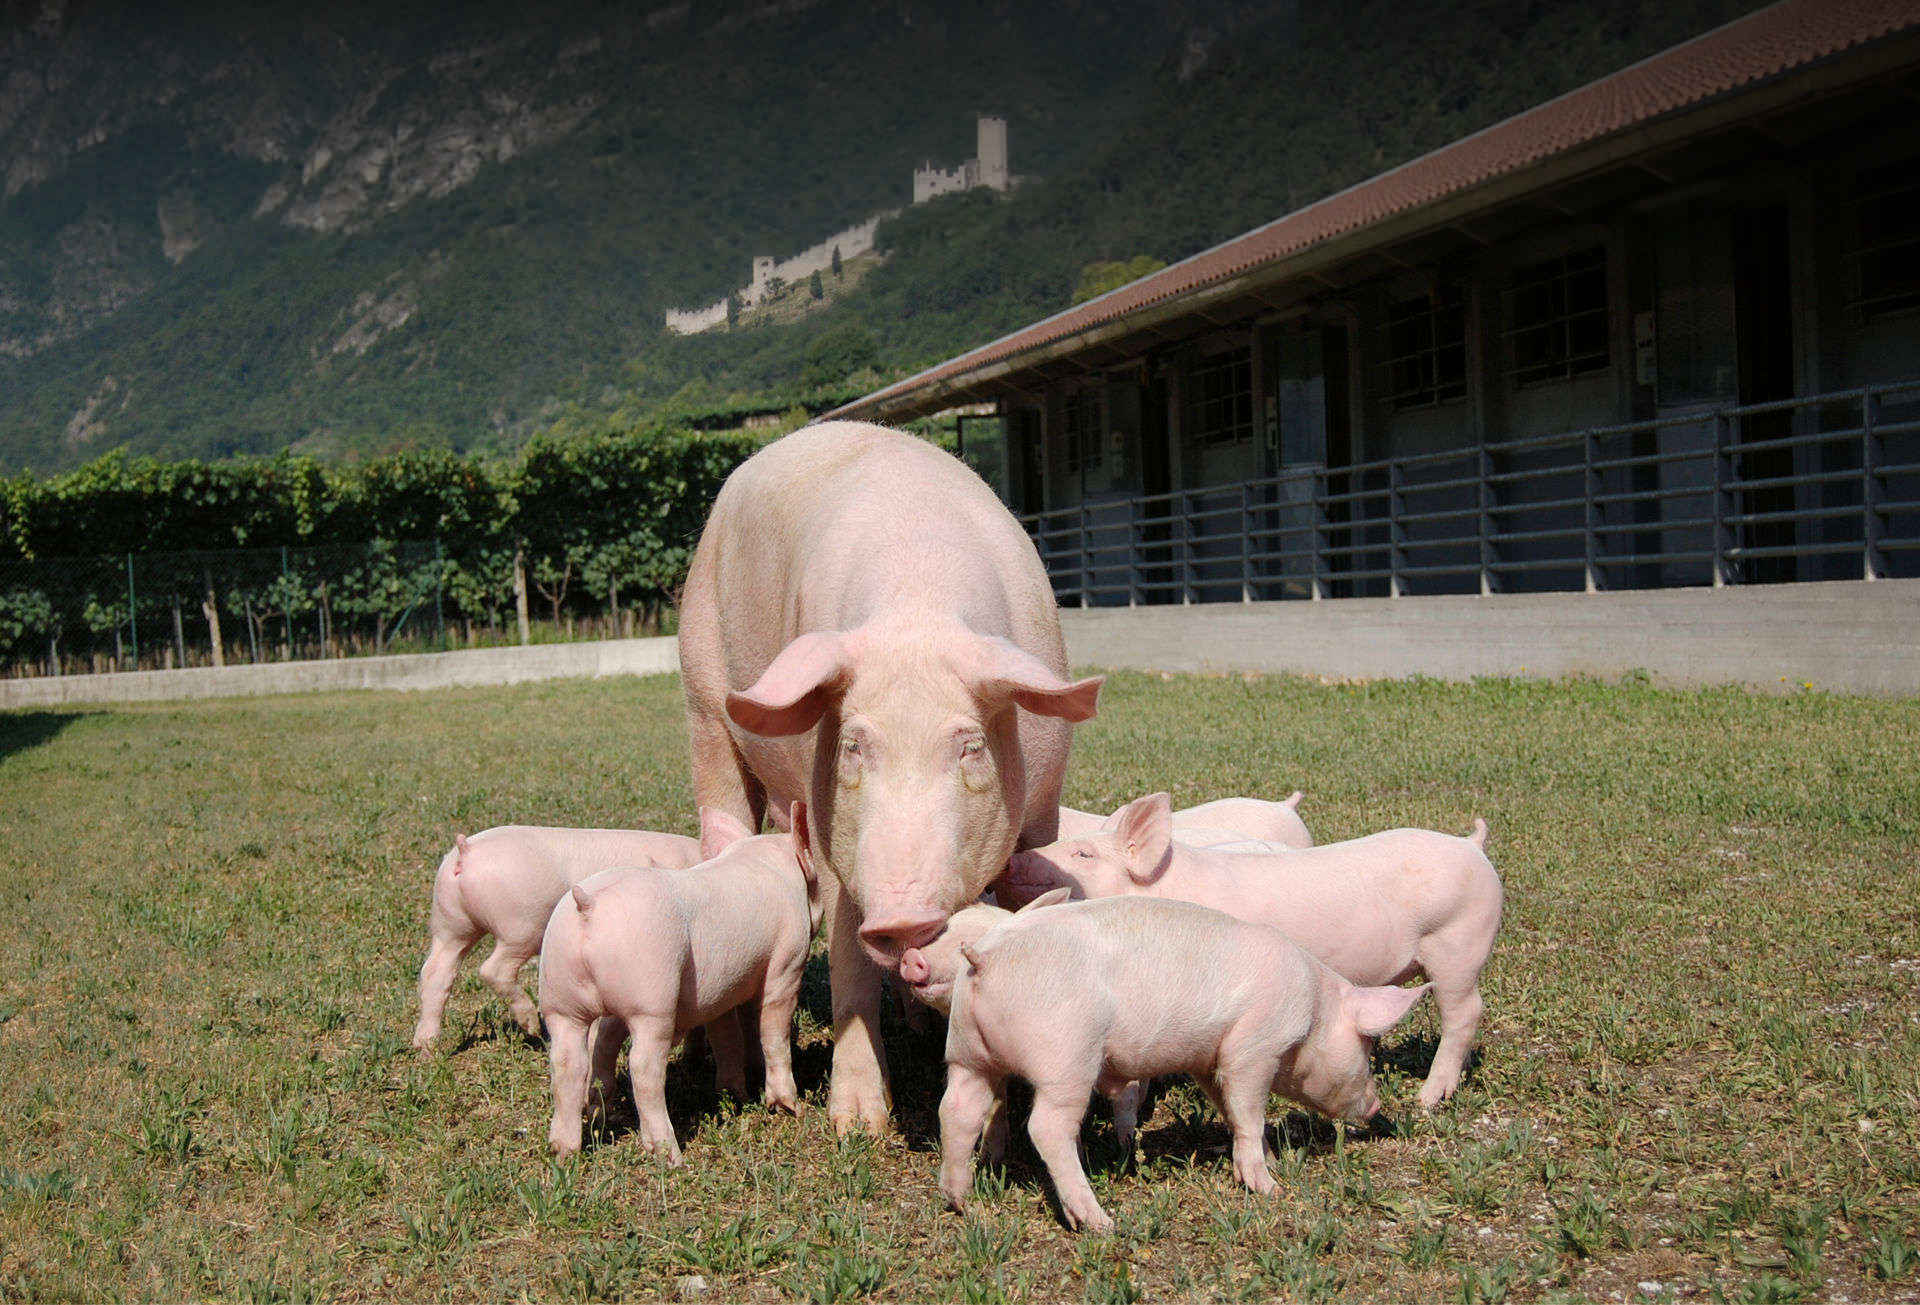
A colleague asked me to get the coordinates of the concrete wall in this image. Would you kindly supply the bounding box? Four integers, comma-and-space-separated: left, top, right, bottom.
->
1057, 579, 1920, 695
0, 637, 680, 709
16, 583, 1912, 709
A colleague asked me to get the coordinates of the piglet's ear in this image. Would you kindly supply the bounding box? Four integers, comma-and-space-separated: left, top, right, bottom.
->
1349, 982, 1431, 1038
1115, 792, 1174, 884
789, 801, 818, 886
1015, 885, 1072, 914
969, 636, 1103, 723
699, 807, 753, 860
727, 632, 852, 737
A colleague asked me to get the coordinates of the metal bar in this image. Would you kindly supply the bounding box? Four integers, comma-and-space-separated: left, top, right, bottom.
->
1865, 391, 1883, 581
1478, 443, 1495, 596
1311, 467, 1326, 602
1391, 504, 1484, 527
1723, 503, 1867, 526
1127, 498, 1140, 607
1583, 429, 1600, 593
1724, 540, 1867, 560
1388, 462, 1405, 598
1390, 471, 1487, 496
1721, 467, 1862, 495
1240, 482, 1253, 603
1079, 501, 1092, 609
1487, 524, 1592, 544
1394, 560, 1487, 578
1180, 490, 1193, 605
1711, 412, 1730, 588
1592, 549, 1717, 566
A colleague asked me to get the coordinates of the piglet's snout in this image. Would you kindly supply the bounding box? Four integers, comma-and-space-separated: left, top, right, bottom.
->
899, 949, 932, 986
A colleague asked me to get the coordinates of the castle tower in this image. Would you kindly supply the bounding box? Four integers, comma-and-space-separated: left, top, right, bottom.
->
976, 115, 1009, 191
749, 255, 776, 302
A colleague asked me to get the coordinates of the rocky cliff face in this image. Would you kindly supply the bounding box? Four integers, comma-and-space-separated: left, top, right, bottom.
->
0, 2, 663, 362
0, 0, 1238, 469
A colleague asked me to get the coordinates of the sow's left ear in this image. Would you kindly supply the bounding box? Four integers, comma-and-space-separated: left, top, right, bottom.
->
970, 636, 1103, 722
727, 631, 854, 736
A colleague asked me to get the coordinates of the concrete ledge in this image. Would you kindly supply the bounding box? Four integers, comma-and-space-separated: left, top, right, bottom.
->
1058, 579, 1920, 695
0, 636, 681, 709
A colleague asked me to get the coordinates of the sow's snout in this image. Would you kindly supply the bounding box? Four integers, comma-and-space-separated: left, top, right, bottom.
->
857, 909, 947, 963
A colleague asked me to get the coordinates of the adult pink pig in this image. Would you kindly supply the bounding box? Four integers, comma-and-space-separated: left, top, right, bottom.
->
679, 421, 1103, 1132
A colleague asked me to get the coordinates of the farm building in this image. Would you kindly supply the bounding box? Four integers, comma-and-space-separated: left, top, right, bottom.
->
829, 0, 1920, 608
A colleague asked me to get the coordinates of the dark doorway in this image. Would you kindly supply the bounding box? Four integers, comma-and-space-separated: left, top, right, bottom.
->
1733, 203, 1797, 581
1009, 407, 1044, 517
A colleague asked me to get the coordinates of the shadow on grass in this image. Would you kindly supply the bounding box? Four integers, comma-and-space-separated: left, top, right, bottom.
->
0, 710, 83, 762
450, 1020, 546, 1057
1373, 1030, 1483, 1101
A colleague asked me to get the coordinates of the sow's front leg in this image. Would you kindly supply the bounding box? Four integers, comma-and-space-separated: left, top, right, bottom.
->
825, 879, 893, 1134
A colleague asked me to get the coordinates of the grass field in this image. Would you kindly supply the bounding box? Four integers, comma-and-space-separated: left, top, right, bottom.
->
1, 670, 1916, 1303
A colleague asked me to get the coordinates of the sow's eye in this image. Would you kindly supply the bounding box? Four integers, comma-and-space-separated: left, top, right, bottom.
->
956, 732, 993, 792
1072, 847, 1094, 860
837, 734, 864, 788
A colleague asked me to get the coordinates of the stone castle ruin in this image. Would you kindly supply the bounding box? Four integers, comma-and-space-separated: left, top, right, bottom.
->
912, 115, 1009, 204
665, 115, 1012, 335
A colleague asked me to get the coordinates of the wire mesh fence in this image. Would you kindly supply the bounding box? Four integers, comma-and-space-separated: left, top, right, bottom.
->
0, 541, 458, 679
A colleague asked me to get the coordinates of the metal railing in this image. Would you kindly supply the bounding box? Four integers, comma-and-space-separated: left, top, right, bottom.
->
1020, 381, 1920, 605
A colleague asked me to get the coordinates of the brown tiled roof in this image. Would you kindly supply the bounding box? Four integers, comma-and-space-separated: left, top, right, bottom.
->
832, 0, 1920, 421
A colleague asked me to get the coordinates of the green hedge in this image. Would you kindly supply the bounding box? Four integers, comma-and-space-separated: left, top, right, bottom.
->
0, 426, 764, 669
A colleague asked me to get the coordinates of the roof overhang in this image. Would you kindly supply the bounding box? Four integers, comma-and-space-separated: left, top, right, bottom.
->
829, 10, 1920, 426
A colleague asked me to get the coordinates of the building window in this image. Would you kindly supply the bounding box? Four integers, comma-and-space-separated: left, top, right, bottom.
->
1060, 388, 1102, 475
1382, 283, 1467, 410
1504, 247, 1609, 387
1849, 160, 1920, 318
1184, 348, 1253, 446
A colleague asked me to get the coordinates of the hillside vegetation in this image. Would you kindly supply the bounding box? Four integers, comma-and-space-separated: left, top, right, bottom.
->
0, 0, 1765, 471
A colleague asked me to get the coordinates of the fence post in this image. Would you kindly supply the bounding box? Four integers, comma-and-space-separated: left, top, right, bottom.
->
434, 539, 448, 647
512, 543, 532, 645
1863, 391, 1883, 582
1240, 481, 1253, 603
1710, 413, 1730, 588
125, 553, 137, 671
1079, 501, 1092, 608
1583, 432, 1600, 594
1388, 461, 1405, 599
280, 546, 290, 660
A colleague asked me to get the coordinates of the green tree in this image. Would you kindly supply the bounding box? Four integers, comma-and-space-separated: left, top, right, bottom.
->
810, 269, 825, 300
831, 245, 843, 279
1071, 255, 1168, 305
801, 323, 879, 390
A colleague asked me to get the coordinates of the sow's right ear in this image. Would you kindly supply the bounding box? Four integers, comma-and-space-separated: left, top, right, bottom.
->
726, 632, 853, 736
969, 636, 1103, 723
